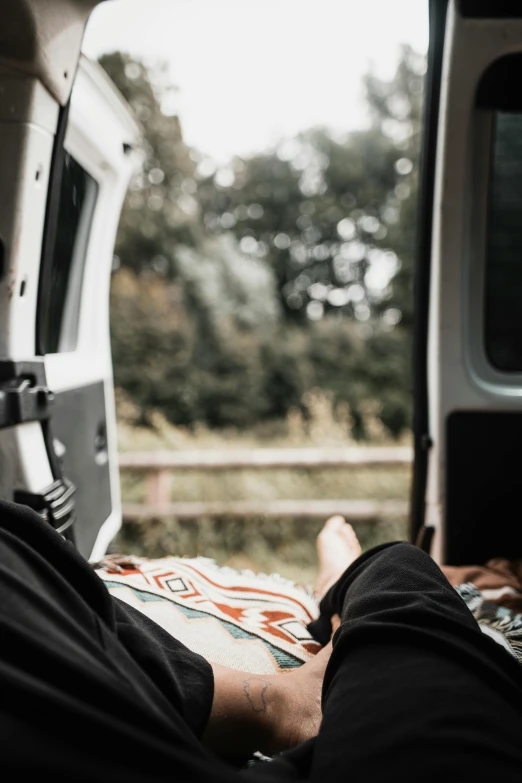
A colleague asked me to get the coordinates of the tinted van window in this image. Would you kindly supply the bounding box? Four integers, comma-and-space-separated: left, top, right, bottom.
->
485, 111, 522, 371
44, 153, 98, 353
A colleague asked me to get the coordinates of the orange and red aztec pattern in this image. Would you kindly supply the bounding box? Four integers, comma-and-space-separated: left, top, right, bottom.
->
95, 555, 321, 675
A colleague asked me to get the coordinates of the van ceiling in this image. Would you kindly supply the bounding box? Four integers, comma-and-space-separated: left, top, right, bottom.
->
0, 0, 101, 105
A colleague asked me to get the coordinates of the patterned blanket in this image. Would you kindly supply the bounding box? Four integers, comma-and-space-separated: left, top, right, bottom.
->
92, 555, 522, 674
443, 558, 522, 612
94, 555, 320, 675
455, 583, 522, 665
442, 559, 522, 665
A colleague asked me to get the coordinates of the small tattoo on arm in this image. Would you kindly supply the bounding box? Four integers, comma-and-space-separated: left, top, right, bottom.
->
243, 677, 271, 713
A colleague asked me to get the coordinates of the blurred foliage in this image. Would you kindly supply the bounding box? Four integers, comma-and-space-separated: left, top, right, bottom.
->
114, 390, 411, 581
100, 46, 423, 438
113, 514, 409, 586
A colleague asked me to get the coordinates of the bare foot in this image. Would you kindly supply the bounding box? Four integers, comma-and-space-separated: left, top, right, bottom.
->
315, 515, 362, 600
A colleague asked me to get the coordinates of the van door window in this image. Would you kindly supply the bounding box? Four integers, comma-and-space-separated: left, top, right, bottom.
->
44, 152, 98, 353
484, 111, 522, 372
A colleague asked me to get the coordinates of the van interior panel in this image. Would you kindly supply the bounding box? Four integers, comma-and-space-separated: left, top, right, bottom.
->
445, 411, 522, 565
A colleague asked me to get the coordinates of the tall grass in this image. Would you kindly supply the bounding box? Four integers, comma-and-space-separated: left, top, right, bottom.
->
114, 390, 411, 587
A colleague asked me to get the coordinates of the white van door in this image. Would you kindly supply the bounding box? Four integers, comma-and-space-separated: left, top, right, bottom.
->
0, 38, 138, 559
412, 0, 522, 565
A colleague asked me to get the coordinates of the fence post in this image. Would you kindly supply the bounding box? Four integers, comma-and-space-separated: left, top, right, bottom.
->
146, 469, 173, 508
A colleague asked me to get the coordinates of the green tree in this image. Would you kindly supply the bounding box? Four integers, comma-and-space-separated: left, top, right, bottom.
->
195, 44, 423, 332
101, 46, 423, 438
102, 53, 284, 430
364, 44, 424, 329
98, 52, 199, 275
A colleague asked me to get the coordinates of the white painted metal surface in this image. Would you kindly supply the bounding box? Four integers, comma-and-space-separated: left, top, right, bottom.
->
0, 53, 139, 559
0, 69, 59, 498
426, 2, 522, 562
49, 58, 139, 558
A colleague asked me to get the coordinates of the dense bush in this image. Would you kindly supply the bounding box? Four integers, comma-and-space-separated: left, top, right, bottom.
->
111, 269, 411, 436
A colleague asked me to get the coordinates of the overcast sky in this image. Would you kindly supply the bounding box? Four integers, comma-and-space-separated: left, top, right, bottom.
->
84, 0, 428, 162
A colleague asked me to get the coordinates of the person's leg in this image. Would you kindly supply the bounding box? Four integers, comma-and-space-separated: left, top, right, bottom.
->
301, 542, 522, 782
0, 500, 242, 780
204, 641, 332, 762
7, 498, 522, 782
0, 500, 342, 782
202, 517, 364, 763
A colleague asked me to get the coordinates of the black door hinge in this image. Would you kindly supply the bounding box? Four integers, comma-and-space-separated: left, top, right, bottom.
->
0, 360, 54, 429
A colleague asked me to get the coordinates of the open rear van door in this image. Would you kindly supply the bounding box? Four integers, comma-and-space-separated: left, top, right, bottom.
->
412, 0, 522, 565
0, 3, 139, 560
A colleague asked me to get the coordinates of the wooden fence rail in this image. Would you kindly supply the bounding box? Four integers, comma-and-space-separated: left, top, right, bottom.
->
119, 447, 413, 523
119, 446, 412, 471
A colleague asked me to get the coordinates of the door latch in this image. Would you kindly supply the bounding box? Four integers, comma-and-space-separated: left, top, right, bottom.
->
0, 360, 54, 429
